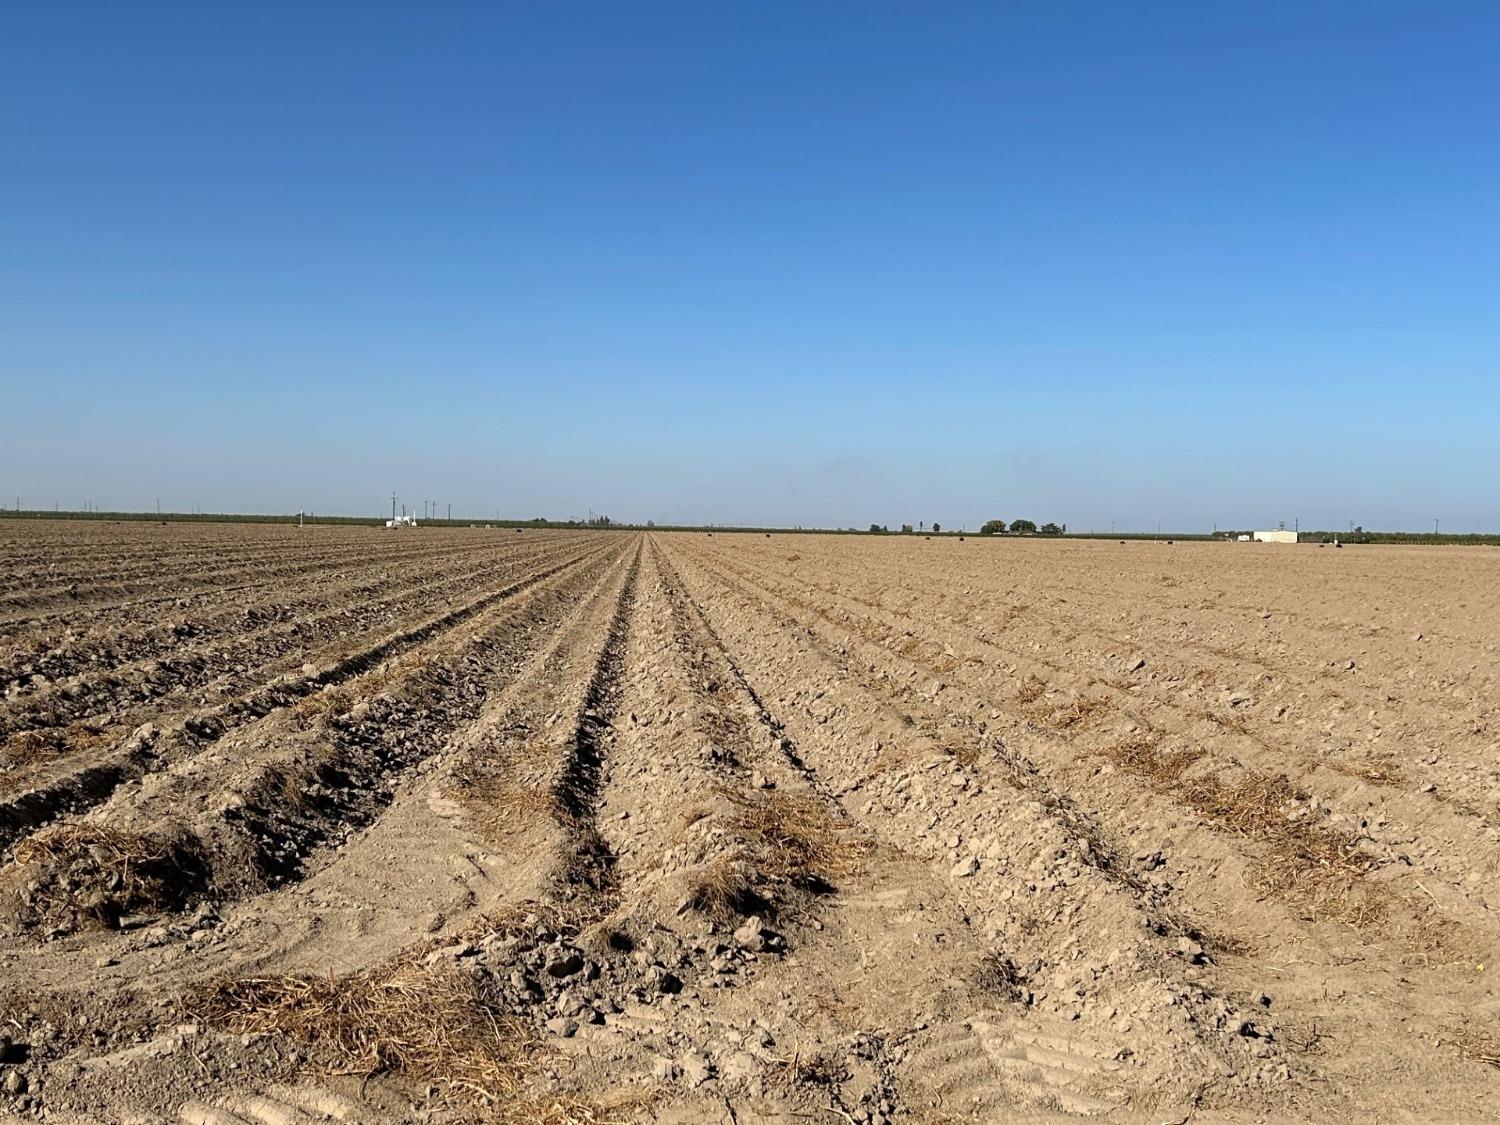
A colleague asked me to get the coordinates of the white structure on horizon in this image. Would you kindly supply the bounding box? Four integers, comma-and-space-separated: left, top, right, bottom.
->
1252, 529, 1298, 543
385, 515, 419, 529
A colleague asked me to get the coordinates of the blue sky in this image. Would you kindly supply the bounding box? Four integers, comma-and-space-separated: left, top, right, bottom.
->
3, 2, 1496, 530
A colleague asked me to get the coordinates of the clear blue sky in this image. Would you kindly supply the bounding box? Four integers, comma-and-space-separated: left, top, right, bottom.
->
3, 2, 1496, 531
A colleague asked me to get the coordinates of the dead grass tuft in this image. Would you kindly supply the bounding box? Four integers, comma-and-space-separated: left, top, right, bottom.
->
1175, 769, 1299, 838
1204, 707, 1253, 736
1049, 694, 1111, 729
293, 682, 357, 725
1, 729, 59, 770
1014, 675, 1047, 706
720, 786, 868, 884
1110, 732, 1195, 784
1451, 1033, 1500, 1071
1173, 768, 1377, 917
1279, 1020, 1329, 1056
9, 823, 201, 930
682, 855, 767, 920
1328, 752, 1404, 786
0, 722, 114, 793
971, 950, 1024, 1000
451, 745, 563, 842
464, 778, 561, 825
192, 957, 527, 1108
295, 649, 439, 726
190, 913, 647, 1121
681, 786, 869, 920
861, 739, 926, 779
1105, 735, 1381, 926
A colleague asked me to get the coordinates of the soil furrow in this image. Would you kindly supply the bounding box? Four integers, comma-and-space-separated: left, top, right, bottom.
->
656, 535, 1285, 1120
723, 541, 1498, 824
0, 542, 611, 855
0, 530, 589, 627
0, 540, 587, 741
0, 539, 632, 938
667, 534, 1500, 1122
0, 524, 1494, 1124
702, 544, 1500, 954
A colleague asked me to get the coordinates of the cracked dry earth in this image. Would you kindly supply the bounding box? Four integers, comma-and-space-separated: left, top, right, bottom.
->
0, 523, 1497, 1124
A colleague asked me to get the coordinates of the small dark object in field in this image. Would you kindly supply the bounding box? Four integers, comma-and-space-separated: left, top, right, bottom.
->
958, 536, 965, 541
1167, 540, 1174, 545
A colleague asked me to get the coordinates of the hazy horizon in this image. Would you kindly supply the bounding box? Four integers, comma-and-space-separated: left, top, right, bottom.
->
0, 501, 1467, 538
5, 4, 1498, 533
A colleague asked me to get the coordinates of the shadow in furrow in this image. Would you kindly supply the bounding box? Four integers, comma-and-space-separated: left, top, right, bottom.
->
551, 544, 640, 903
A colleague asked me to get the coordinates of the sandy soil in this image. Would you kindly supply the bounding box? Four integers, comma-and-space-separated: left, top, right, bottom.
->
0, 522, 1496, 1123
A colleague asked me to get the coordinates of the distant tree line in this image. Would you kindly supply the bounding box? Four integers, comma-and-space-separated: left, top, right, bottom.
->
978, 519, 1063, 536
860, 518, 1068, 537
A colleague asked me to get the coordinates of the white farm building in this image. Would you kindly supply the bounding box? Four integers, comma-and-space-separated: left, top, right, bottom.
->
1252, 529, 1298, 544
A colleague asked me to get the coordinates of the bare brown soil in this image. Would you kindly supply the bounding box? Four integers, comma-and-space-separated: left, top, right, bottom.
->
0, 522, 1496, 1123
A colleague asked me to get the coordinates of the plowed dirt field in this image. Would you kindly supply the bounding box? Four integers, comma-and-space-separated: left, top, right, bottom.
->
0, 522, 1496, 1123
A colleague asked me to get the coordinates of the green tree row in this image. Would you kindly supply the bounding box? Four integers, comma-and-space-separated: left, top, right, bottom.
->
979, 519, 1063, 536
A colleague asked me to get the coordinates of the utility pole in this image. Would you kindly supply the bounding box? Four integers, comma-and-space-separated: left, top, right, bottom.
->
1435, 518, 1440, 535
447, 503, 451, 522
391, 492, 397, 522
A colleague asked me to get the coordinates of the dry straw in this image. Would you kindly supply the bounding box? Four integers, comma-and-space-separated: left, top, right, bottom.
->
0, 722, 112, 794
1106, 733, 1382, 926
193, 958, 524, 1106
191, 912, 640, 1123
9, 823, 187, 929
723, 785, 867, 882
682, 785, 869, 920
